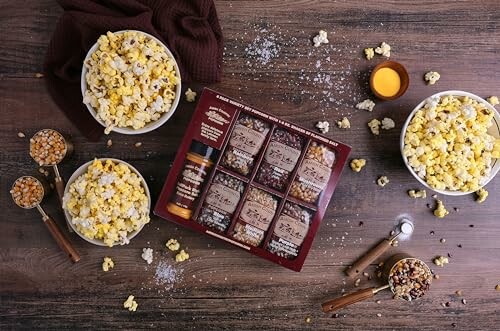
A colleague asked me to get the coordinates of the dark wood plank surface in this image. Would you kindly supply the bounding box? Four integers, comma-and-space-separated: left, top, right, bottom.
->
1, 1, 499, 330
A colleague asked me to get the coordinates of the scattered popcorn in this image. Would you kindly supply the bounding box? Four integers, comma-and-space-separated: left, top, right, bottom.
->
433, 256, 449, 267
141, 247, 153, 264
433, 199, 449, 218
17, 132, 26, 138
350, 159, 366, 172
356, 99, 376, 112
424, 71, 441, 85
102, 257, 114, 272
403, 95, 499, 192
35, 73, 44, 78
377, 176, 390, 187
475, 188, 488, 203
374, 42, 391, 57
315, 120, 330, 134
83, 31, 178, 133
63, 159, 150, 247
408, 189, 427, 198
123, 295, 138, 312
175, 249, 189, 262
381, 117, 395, 130
496, 284, 500, 291
487, 96, 499, 106
312, 30, 328, 47
106, 139, 113, 147
364, 48, 375, 60
305, 316, 311, 323
336, 117, 351, 129
185, 88, 197, 102
134, 142, 142, 148
368, 118, 381, 135
166, 238, 180, 251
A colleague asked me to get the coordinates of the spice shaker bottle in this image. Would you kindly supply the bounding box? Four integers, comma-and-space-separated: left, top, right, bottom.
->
167, 141, 216, 219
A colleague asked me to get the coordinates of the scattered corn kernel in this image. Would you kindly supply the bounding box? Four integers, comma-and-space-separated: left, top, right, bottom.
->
35, 73, 44, 78
134, 142, 142, 148
17, 132, 26, 138
107, 139, 113, 147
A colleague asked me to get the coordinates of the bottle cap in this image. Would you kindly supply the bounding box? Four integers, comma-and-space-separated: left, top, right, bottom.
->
190, 140, 215, 160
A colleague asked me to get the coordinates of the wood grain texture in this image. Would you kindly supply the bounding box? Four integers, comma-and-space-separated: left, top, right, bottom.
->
1, 0, 499, 330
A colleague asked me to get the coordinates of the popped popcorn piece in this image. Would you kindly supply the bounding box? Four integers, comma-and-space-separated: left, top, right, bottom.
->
17, 132, 26, 138
424, 71, 441, 85
63, 159, 150, 247
312, 30, 329, 47
374, 42, 391, 57
381, 117, 395, 130
403, 95, 498, 192
175, 249, 189, 262
487, 96, 499, 106
166, 238, 180, 251
185, 88, 197, 102
433, 256, 449, 267
377, 176, 390, 187
433, 199, 449, 218
368, 119, 381, 135
141, 247, 153, 264
123, 295, 138, 312
356, 99, 376, 112
102, 256, 114, 272
315, 120, 330, 134
364, 48, 375, 60
83, 31, 178, 133
350, 159, 366, 172
408, 189, 427, 198
475, 188, 488, 203
336, 117, 351, 129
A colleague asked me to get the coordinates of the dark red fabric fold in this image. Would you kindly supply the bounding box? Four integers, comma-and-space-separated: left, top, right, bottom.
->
44, 0, 223, 141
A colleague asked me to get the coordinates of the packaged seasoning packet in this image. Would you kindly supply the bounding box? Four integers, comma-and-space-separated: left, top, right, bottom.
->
289, 142, 336, 204
232, 187, 278, 246
220, 114, 270, 176
196, 172, 245, 233
255, 128, 305, 191
267, 202, 312, 259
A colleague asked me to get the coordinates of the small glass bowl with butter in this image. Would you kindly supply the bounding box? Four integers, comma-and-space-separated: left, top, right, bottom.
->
370, 61, 409, 100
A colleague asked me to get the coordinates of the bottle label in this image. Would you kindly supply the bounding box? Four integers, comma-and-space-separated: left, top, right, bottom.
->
229, 124, 266, 156
204, 183, 240, 214
264, 141, 301, 172
273, 214, 309, 246
297, 159, 332, 190
240, 200, 275, 231
170, 159, 209, 210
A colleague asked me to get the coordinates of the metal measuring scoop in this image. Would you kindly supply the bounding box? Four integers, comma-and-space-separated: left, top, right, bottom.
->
345, 218, 414, 277
29, 129, 74, 232
10, 176, 80, 263
322, 253, 432, 312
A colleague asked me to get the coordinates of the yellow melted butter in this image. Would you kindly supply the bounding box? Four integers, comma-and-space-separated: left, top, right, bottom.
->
373, 67, 401, 97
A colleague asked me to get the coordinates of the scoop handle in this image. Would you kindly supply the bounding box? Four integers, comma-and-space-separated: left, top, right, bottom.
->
322, 288, 376, 313
345, 238, 392, 277
43, 214, 80, 263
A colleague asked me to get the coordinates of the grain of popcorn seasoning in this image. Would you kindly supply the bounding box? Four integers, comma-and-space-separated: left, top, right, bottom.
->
232, 187, 278, 246
289, 142, 336, 204
83, 31, 178, 133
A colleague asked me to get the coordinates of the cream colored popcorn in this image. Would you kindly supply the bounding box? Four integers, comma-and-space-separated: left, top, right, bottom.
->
102, 257, 114, 272
381, 117, 395, 130
368, 118, 381, 135
374, 42, 391, 57
175, 249, 190, 262
364, 47, 375, 60
312, 30, 329, 47
424, 71, 441, 85
123, 295, 138, 312
336, 117, 351, 129
350, 159, 366, 172
185, 88, 197, 102
434, 199, 449, 218
433, 256, 449, 267
487, 96, 499, 106
315, 120, 330, 134
377, 176, 390, 187
141, 247, 153, 264
356, 99, 376, 112
166, 238, 180, 251
408, 189, 427, 198
475, 188, 488, 203
83, 31, 178, 133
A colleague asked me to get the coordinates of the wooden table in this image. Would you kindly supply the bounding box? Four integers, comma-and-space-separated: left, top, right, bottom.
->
1, 1, 499, 330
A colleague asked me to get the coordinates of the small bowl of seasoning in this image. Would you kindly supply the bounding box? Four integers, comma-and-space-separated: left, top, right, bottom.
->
370, 60, 409, 100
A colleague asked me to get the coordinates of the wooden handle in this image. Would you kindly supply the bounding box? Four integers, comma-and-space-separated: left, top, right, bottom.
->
345, 238, 392, 277
43, 215, 80, 263
322, 288, 375, 313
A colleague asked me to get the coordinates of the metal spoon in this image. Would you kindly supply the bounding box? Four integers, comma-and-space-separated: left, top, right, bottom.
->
10, 175, 80, 263
345, 218, 414, 277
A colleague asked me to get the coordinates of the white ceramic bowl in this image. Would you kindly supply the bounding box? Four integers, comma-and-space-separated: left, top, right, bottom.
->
63, 158, 151, 246
81, 30, 182, 135
400, 90, 500, 196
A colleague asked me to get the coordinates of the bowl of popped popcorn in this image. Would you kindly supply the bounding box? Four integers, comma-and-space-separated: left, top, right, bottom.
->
401, 91, 500, 195
63, 158, 151, 246
81, 30, 181, 135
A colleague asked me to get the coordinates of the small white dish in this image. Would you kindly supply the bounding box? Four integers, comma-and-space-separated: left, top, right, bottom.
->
63, 158, 151, 246
400, 90, 500, 196
81, 30, 182, 135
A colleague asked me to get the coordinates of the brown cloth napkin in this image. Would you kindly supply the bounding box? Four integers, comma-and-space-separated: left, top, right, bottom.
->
44, 0, 223, 141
